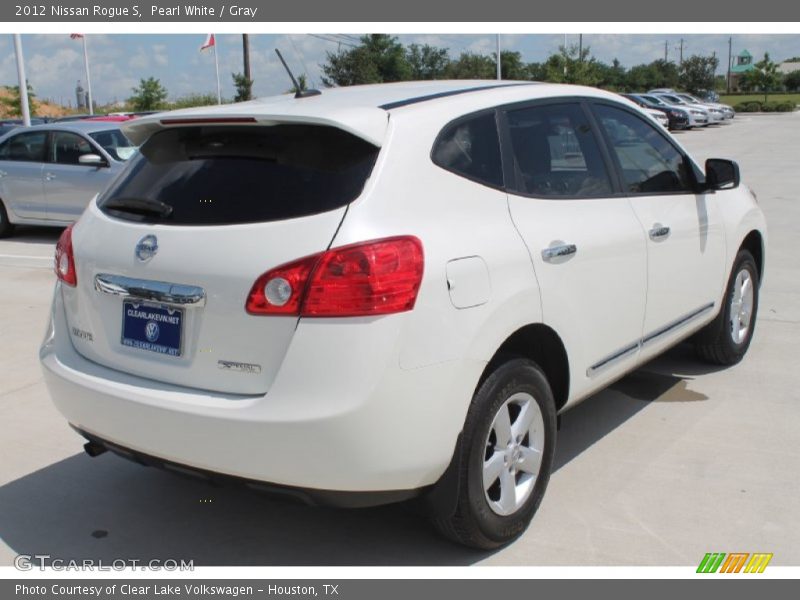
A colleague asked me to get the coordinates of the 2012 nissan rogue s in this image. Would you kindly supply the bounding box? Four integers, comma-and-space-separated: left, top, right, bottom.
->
40, 80, 767, 549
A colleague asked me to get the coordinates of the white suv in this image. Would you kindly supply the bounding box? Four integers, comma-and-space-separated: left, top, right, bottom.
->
40, 81, 767, 549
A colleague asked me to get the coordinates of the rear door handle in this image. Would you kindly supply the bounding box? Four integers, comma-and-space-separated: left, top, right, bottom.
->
649, 224, 670, 240
542, 243, 577, 261
45, 172, 57, 181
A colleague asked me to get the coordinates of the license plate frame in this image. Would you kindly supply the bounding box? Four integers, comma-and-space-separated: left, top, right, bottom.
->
121, 301, 184, 358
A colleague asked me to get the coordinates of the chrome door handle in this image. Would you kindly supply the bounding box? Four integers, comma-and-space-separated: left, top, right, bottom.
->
542, 243, 577, 261
649, 224, 671, 240
95, 273, 206, 307
45, 172, 57, 181
0, 170, 7, 178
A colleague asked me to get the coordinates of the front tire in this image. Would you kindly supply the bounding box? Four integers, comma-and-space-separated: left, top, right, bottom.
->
433, 358, 557, 549
695, 249, 759, 365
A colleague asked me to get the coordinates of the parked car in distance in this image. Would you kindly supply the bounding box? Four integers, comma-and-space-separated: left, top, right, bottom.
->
0, 121, 137, 237
82, 115, 136, 122
53, 114, 96, 123
40, 81, 766, 549
675, 92, 734, 120
621, 93, 690, 130
645, 107, 669, 128
655, 93, 721, 124
640, 93, 709, 127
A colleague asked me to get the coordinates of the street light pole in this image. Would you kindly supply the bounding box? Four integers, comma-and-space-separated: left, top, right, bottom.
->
496, 34, 501, 80
13, 34, 31, 126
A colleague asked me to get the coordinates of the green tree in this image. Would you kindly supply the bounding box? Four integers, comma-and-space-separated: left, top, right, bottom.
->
288, 74, 308, 94
499, 51, 531, 80
232, 72, 254, 102
321, 34, 411, 86
625, 60, 679, 91
544, 45, 601, 86
129, 77, 168, 111
0, 81, 36, 116
444, 53, 495, 79
679, 54, 719, 94
406, 43, 450, 80
595, 58, 627, 90
740, 53, 781, 102
784, 70, 800, 92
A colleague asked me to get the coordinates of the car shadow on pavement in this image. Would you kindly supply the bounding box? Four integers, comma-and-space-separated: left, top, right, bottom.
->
4, 225, 63, 245
0, 344, 717, 566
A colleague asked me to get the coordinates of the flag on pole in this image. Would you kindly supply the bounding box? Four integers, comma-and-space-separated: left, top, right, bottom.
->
200, 35, 222, 105
70, 33, 84, 39
200, 34, 215, 51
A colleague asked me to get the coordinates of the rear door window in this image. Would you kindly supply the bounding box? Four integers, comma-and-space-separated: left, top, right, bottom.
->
0, 131, 47, 162
505, 103, 613, 198
98, 124, 379, 225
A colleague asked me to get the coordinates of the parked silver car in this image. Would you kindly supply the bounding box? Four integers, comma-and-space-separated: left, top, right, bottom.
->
0, 121, 136, 237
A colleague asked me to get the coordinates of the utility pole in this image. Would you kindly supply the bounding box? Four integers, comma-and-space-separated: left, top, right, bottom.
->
679, 38, 685, 64
496, 34, 501, 80
579, 34, 583, 64
242, 34, 251, 82
726, 36, 732, 93
13, 35, 31, 126
664, 40, 668, 62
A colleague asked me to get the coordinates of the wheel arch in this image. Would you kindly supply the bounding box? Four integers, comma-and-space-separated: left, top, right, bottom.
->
740, 229, 764, 284
479, 323, 570, 412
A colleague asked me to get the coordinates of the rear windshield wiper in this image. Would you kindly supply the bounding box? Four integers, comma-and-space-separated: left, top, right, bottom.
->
103, 197, 174, 220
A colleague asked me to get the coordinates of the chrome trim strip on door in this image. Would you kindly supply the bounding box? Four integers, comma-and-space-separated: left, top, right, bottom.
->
641, 302, 715, 346
95, 274, 206, 307
586, 341, 641, 377
587, 301, 715, 377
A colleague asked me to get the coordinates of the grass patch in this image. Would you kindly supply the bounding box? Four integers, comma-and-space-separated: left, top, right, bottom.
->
719, 93, 800, 106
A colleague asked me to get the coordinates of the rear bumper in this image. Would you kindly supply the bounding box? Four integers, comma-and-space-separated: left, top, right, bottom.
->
40, 284, 478, 495
73, 426, 422, 508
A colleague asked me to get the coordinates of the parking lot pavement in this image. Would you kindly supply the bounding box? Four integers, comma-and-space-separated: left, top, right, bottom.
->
0, 114, 798, 567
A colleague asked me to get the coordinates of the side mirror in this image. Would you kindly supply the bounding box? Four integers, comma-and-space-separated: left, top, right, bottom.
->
78, 153, 106, 167
705, 158, 740, 190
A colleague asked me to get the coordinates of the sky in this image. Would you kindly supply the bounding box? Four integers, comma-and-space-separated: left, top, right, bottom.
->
1, 33, 799, 107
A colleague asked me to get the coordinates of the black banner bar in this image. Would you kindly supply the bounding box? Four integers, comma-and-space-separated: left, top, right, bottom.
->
2, 0, 799, 22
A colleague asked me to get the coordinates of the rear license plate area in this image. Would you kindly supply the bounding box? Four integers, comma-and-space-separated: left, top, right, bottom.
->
121, 301, 183, 357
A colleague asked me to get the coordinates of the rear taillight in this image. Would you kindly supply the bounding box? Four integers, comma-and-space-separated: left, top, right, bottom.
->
54, 224, 77, 286
246, 236, 424, 317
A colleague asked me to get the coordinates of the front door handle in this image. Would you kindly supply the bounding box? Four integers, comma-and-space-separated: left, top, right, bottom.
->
45, 172, 57, 181
649, 224, 670, 240
542, 243, 578, 261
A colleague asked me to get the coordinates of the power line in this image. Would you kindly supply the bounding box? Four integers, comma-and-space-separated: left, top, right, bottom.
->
288, 34, 314, 88
308, 34, 358, 49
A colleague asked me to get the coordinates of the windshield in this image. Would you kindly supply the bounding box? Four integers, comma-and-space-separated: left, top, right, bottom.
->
88, 129, 138, 162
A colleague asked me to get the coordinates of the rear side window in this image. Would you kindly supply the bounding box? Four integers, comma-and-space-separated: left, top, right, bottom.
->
0, 131, 47, 162
592, 104, 692, 194
505, 103, 613, 198
98, 125, 379, 225
432, 112, 503, 188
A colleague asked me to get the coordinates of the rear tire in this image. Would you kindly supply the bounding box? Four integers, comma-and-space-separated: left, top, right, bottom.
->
695, 249, 759, 365
432, 358, 557, 549
0, 201, 13, 238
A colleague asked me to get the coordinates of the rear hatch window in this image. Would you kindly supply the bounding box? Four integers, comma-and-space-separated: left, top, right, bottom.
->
98, 124, 379, 225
